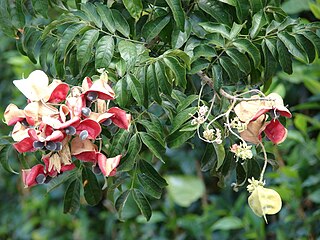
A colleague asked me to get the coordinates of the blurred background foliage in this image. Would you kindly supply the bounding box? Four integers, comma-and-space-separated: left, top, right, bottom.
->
0, 0, 320, 239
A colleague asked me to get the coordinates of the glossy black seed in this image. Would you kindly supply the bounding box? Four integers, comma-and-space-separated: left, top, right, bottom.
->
65, 126, 76, 135
92, 165, 101, 175
55, 142, 63, 151
86, 92, 98, 101
33, 141, 45, 149
21, 119, 29, 126
86, 99, 92, 107
44, 176, 52, 184
101, 118, 112, 126
81, 107, 91, 117
45, 141, 57, 151
35, 174, 46, 184
79, 130, 89, 140
270, 110, 280, 119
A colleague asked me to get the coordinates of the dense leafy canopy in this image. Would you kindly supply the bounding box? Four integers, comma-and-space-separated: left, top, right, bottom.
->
0, 0, 319, 224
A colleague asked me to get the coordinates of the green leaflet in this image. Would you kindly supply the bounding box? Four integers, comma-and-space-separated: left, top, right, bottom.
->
132, 189, 152, 221
138, 173, 162, 199
163, 56, 187, 89
118, 40, 137, 70
0, 145, 18, 174
114, 77, 129, 108
139, 160, 168, 188
277, 38, 293, 74
155, 60, 172, 96
233, 38, 261, 68
214, 142, 226, 170
111, 9, 130, 37
109, 129, 130, 156
95, 36, 114, 69
198, 0, 232, 26
82, 167, 102, 206
164, 0, 185, 31
47, 169, 78, 193
278, 31, 308, 63
32, 0, 48, 17
170, 107, 198, 134
212, 64, 223, 91
115, 189, 131, 221
219, 56, 240, 83
166, 129, 196, 148
63, 178, 81, 214
139, 132, 166, 162
262, 40, 278, 82
96, 3, 116, 33
118, 133, 141, 172
295, 34, 316, 64
77, 29, 99, 70
146, 63, 162, 104
81, 2, 102, 28
123, 0, 143, 20
226, 48, 251, 75
199, 22, 231, 39
142, 15, 171, 42
126, 74, 144, 106
57, 23, 87, 60
249, 10, 267, 39
138, 118, 165, 147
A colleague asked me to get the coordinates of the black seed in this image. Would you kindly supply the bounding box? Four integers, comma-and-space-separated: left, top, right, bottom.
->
270, 110, 280, 119
55, 142, 62, 151
21, 119, 29, 126
81, 107, 91, 117
45, 141, 57, 151
86, 99, 92, 107
35, 174, 46, 184
86, 92, 98, 101
79, 130, 89, 140
101, 118, 112, 126
44, 176, 52, 184
92, 165, 101, 175
65, 126, 76, 135
33, 141, 45, 149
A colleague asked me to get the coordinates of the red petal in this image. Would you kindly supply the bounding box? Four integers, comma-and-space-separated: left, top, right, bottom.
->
61, 163, 76, 172
97, 153, 121, 176
76, 119, 101, 139
45, 130, 65, 142
22, 164, 45, 187
74, 151, 97, 162
48, 82, 69, 103
13, 137, 35, 153
107, 107, 130, 130
82, 77, 93, 91
85, 79, 115, 100
264, 119, 288, 144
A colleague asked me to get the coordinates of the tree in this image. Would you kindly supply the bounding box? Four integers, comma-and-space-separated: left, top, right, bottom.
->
0, 0, 319, 223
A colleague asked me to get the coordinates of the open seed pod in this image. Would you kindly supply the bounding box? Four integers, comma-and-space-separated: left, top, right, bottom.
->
248, 185, 282, 223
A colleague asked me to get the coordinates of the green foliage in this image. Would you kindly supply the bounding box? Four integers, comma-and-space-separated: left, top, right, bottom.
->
0, 0, 320, 236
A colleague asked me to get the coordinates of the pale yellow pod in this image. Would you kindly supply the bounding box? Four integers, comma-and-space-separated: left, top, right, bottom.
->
248, 186, 282, 222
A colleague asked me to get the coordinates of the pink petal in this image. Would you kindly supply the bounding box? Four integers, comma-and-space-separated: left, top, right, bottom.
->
70, 137, 98, 162
107, 107, 130, 130
97, 153, 121, 177
22, 164, 45, 187
47, 80, 70, 103
13, 137, 35, 153
61, 163, 76, 172
85, 79, 115, 100
82, 77, 93, 91
4, 104, 25, 126
45, 130, 65, 142
264, 119, 288, 144
76, 119, 101, 139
